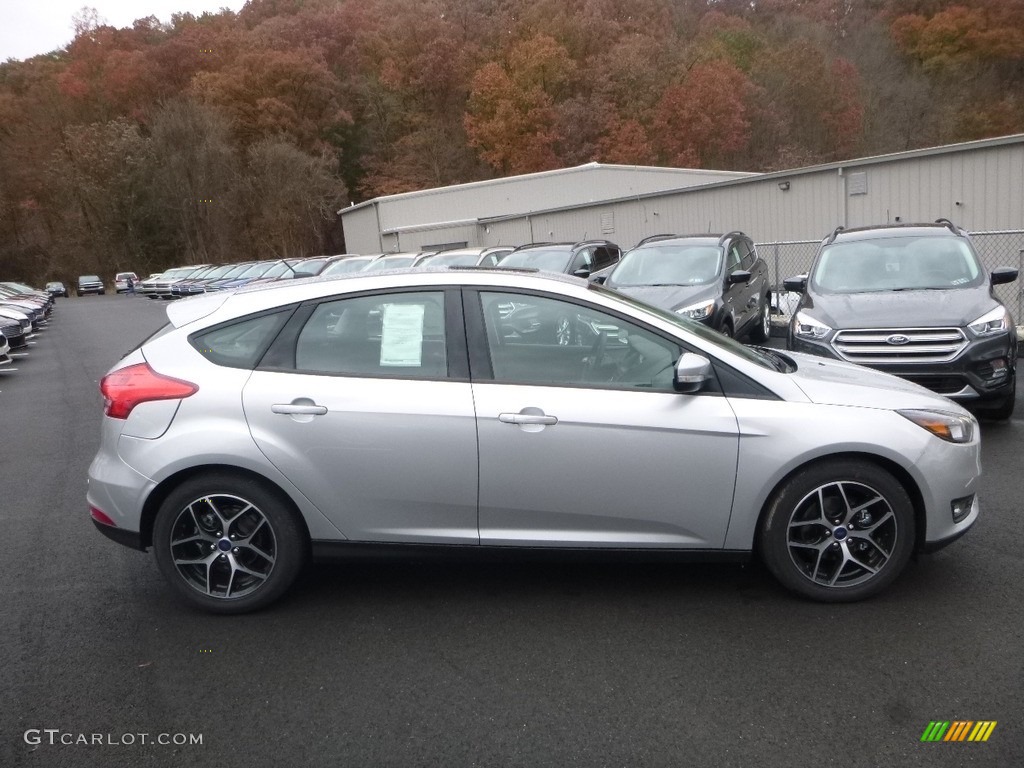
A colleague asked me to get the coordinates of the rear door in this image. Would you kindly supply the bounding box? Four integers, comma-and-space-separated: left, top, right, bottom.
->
241, 288, 480, 543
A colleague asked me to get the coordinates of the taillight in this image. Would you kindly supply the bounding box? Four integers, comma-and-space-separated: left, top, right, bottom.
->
99, 362, 198, 419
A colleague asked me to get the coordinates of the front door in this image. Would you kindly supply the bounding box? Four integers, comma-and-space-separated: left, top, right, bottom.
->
469, 289, 740, 548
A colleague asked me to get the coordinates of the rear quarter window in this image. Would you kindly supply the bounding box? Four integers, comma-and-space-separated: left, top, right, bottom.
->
189, 310, 292, 369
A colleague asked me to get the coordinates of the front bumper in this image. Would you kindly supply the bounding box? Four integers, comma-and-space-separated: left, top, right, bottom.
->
789, 330, 1016, 403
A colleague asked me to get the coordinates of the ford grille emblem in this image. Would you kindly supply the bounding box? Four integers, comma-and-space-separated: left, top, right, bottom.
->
887, 334, 911, 345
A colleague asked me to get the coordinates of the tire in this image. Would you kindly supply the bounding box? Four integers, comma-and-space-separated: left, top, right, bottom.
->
152, 472, 307, 614
749, 295, 771, 343
758, 459, 915, 602
718, 318, 734, 339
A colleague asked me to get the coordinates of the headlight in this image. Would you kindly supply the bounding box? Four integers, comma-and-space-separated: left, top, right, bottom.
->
968, 306, 1011, 337
676, 300, 715, 320
793, 311, 832, 339
897, 409, 976, 443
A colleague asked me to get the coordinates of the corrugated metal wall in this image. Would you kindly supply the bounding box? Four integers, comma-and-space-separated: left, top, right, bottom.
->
343, 137, 1024, 255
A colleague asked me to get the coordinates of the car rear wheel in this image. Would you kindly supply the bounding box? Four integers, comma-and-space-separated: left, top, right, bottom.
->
758, 459, 915, 602
152, 473, 306, 613
750, 295, 771, 342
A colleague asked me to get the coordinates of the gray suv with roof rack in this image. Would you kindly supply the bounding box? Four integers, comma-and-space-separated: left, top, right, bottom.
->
595, 231, 771, 342
497, 240, 621, 278
785, 219, 1018, 419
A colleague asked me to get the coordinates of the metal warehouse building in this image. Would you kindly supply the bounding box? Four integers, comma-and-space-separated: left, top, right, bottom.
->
340, 133, 1024, 312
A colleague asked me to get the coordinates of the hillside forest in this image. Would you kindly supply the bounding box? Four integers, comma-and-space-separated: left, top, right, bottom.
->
1, 0, 1022, 283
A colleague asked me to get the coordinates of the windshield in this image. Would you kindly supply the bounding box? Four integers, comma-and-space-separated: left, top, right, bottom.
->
196, 265, 232, 280
421, 252, 479, 267
238, 262, 274, 279
296, 258, 328, 274
260, 261, 298, 279
498, 249, 572, 272
811, 235, 984, 293
322, 258, 372, 276
609, 244, 722, 287
364, 256, 416, 271
589, 284, 779, 371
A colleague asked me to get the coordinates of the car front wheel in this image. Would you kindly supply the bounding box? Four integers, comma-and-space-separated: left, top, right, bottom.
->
152, 473, 306, 613
758, 459, 915, 602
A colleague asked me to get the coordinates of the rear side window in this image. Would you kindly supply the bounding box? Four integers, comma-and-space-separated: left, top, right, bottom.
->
294, 291, 447, 378
190, 311, 291, 369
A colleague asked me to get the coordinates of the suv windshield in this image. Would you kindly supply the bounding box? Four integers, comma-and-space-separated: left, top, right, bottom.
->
812, 235, 983, 293
499, 249, 571, 272
610, 245, 722, 287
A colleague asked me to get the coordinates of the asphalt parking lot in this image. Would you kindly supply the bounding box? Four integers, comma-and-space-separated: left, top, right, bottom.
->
1, 294, 1022, 768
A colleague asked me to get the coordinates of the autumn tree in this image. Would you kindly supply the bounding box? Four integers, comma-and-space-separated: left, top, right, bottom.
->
651, 61, 754, 168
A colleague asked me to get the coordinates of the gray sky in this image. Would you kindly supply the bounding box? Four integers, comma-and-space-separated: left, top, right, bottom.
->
1, 2, 248, 62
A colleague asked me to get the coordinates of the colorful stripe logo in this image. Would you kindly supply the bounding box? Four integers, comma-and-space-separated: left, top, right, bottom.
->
921, 721, 997, 742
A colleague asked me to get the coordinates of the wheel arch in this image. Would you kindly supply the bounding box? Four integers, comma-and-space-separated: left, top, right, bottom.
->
751, 451, 927, 556
139, 464, 312, 552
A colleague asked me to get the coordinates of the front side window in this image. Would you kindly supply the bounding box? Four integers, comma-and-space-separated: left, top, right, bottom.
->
295, 291, 447, 378
479, 292, 681, 391
725, 244, 743, 272
812, 236, 984, 293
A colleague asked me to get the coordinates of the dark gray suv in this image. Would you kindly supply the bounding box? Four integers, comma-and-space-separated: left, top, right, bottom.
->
595, 232, 772, 341
785, 220, 1018, 419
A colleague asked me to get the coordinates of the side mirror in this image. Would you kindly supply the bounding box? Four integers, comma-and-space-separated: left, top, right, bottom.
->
589, 274, 607, 285
673, 353, 712, 394
727, 270, 751, 285
573, 267, 592, 278
991, 267, 1019, 285
783, 275, 808, 293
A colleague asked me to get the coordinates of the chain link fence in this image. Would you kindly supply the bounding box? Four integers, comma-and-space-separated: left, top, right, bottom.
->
756, 230, 1024, 322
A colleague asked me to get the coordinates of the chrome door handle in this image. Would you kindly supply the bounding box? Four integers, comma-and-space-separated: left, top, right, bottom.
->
272, 404, 328, 416
498, 413, 557, 425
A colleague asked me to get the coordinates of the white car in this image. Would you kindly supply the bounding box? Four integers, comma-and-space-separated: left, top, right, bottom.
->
115, 271, 139, 293
88, 269, 981, 612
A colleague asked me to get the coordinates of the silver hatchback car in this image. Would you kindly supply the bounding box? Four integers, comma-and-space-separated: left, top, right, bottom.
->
88, 269, 982, 613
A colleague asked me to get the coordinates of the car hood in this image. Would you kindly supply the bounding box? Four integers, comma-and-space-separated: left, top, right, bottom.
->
785, 350, 968, 413
614, 284, 717, 312
801, 287, 996, 328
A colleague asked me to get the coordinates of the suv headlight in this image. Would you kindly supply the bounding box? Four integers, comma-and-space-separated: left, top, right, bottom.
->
793, 311, 832, 340
897, 409, 976, 444
676, 300, 715, 320
968, 306, 1011, 337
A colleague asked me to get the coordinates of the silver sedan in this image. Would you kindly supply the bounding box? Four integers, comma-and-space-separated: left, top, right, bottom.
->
87, 269, 981, 612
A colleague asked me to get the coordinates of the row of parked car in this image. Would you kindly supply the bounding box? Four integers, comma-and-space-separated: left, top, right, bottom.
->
133, 218, 1018, 420
0, 281, 55, 373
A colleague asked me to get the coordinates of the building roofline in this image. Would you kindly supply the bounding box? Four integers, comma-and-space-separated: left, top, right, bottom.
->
338, 162, 755, 216
477, 133, 1024, 222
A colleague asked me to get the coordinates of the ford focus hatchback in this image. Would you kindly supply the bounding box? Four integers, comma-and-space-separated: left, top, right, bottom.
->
89, 269, 982, 612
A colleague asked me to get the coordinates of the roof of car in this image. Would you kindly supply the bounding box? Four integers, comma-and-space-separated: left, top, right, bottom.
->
830, 222, 966, 243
